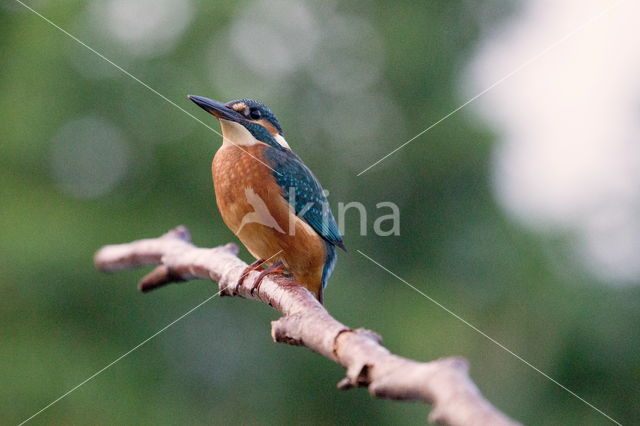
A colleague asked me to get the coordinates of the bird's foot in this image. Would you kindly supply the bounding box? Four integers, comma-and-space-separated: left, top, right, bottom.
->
236, 259, 266, 293
251, 261, 287, 297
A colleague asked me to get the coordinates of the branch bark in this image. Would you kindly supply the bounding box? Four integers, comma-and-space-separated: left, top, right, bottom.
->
94, 226, 519, 426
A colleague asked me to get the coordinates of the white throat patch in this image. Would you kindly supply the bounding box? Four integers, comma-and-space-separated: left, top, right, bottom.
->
219, 119, 291, 149
219, 120, 259, 146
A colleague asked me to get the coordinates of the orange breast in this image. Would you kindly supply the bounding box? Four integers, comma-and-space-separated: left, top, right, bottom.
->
212, 144, 326, 298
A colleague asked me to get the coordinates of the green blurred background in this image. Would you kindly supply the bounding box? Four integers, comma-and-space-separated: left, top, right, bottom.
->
2, 1, 638, 424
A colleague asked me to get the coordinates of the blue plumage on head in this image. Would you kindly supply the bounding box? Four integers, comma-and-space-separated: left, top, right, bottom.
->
234, 98, 283, 135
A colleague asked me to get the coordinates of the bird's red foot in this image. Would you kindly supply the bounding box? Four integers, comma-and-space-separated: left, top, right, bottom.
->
236, 259, 266, 293
251, 261, 287, 297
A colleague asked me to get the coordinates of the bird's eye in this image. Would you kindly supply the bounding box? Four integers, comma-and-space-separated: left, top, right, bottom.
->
249, 108, 262, 120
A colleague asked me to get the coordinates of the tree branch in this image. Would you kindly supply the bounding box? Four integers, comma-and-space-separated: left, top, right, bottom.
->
94, 226, 519, 426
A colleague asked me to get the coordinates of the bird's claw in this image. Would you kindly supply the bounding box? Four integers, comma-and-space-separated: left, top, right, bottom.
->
236, 259, 266, 294
250, 261, 286, 297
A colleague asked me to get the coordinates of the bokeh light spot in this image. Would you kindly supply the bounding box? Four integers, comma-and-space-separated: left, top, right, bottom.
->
50, 116, 130, 199
90, 0, 194, 58
307, 15, 385, 95
467, 0, 640, 284
229, 0, 319, 78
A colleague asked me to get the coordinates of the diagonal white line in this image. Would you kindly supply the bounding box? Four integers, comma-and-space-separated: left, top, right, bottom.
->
356, 0, 622, 176
13, 0, 279, 175
18, 248, 285, 425
357, 250, 621, 425
18, 290, 223, 426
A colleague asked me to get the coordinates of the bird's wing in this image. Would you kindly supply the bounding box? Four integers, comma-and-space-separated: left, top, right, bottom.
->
264, 146, 345, 250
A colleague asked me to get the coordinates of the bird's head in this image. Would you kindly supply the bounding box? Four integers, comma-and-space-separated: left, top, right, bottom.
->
188, 95, 289, 149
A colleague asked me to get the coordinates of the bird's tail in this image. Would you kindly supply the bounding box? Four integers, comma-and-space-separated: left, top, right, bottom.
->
321, 242, 337, 289
318, 242, 338, 304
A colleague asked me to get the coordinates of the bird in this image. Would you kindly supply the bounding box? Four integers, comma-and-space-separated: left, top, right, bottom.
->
188, 95, 345, 303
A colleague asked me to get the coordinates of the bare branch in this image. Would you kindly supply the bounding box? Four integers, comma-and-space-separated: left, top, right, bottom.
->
94, 226, 519, 426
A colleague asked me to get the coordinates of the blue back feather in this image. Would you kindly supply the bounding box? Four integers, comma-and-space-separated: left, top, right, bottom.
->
263, 146, 345, 287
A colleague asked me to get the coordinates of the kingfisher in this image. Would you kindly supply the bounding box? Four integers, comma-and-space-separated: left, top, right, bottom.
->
188, 95, 345, 303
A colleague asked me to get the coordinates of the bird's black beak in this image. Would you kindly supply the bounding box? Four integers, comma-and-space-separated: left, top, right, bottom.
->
187, 95, 243, 122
